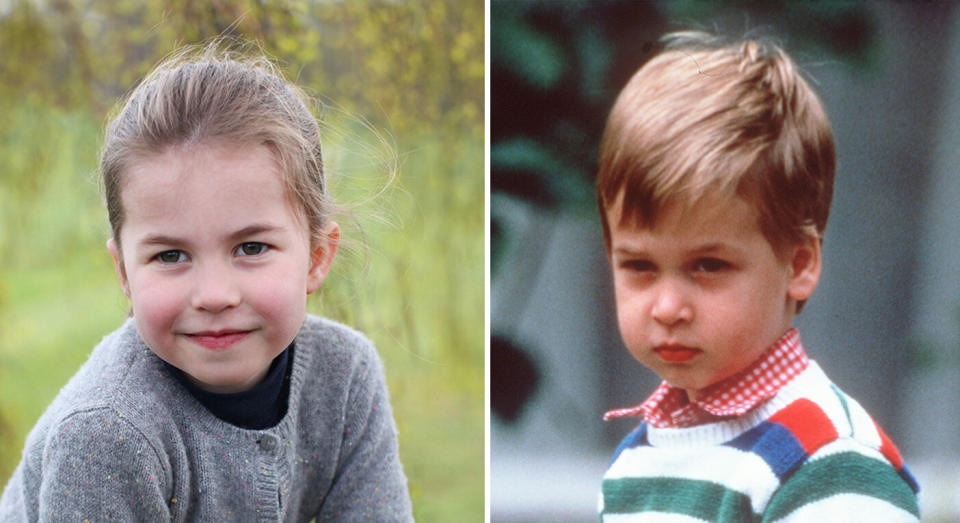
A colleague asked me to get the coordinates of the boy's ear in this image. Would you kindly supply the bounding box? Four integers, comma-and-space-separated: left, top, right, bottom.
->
787, 231, 821, 303
106, 238, 131, 298
306, 221, 340, 295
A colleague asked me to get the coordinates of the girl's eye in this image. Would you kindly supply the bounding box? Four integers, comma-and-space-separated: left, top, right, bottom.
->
155, 250, 187, 264
693, 258, 730, 273
236, 242, 268, 256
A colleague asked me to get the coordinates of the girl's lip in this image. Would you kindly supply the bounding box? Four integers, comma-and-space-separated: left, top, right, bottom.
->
185, 330, 252, 349
654, 344, 702, 362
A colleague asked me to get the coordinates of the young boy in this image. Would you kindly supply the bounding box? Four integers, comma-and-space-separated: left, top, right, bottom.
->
596, 32, 920, 521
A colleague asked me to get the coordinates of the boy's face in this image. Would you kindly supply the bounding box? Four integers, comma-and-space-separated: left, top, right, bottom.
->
606, 194, 819, 400
108, 142, 338, 393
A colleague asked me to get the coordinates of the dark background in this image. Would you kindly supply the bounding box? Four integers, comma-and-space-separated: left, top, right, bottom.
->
490, 1, 960, 520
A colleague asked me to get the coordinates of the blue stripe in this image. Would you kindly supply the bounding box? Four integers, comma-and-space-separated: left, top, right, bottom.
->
609, 424, 648, 466
899, 465, 920, 494
725, 421, 807, 480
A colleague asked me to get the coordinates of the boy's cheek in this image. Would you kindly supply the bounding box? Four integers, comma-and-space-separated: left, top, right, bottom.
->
614, 303, 646, 350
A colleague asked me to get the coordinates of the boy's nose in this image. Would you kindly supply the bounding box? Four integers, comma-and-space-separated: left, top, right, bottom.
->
190, 266, 242, 313
650, 280, 693, 326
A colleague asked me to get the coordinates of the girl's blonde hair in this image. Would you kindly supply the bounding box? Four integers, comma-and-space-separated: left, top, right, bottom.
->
100, 41, 330, 252
597, 31, 836, 257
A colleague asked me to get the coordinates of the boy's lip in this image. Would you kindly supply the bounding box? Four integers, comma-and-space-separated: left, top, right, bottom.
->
184, 329, 253, 350
654, 343, 702, 362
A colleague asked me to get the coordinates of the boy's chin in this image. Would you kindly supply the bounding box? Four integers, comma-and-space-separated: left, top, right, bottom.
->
658, 374, 721, 398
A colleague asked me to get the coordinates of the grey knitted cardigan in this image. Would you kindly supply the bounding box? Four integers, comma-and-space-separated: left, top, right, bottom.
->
0, 315, 413, 521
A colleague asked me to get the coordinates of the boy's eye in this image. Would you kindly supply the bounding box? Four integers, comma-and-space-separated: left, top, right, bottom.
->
155, 250, 187, 264
236, 242, 268, 256
621, 259, 656, 272
692, 258, 730, 273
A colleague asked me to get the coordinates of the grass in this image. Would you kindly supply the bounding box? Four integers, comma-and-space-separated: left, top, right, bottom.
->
0, 102, 484, 521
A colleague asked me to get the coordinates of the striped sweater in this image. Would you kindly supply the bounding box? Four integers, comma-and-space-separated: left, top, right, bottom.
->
599, 362, 920, 522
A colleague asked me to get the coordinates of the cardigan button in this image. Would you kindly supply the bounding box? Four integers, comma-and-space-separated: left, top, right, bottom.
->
259, 435, 278, 451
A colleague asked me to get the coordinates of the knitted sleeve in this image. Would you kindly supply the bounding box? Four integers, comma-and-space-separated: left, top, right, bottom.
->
30, 408, 171, 521
762, 440, 920, 522
314, 341, 413, 522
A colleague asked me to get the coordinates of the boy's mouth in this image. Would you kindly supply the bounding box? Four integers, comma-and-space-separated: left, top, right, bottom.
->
185, 329, 252, 350
654, 344, 701, 362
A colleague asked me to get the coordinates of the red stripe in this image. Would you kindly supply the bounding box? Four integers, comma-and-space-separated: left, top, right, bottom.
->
874, 422, 904, 469
768, 398, 838, 455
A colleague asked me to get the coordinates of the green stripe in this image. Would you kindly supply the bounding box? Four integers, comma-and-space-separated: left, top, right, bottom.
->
830, 383, 854, 431
602, 477, 759, 521
763, 451, 920, 520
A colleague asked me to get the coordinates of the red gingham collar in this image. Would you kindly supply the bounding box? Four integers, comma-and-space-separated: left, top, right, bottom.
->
603, 328, 809, 428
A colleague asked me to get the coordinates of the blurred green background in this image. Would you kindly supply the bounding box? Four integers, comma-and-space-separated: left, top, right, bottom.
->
0, 0, 483, 520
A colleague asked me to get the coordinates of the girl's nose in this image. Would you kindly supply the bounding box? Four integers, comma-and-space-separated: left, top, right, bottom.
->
650, 280, 693, 326
191, 265, 242, 313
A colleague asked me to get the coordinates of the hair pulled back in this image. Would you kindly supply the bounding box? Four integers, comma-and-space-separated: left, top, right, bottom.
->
100, 41, 329, 251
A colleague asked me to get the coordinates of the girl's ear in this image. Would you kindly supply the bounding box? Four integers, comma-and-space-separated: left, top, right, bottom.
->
787, 230, 822, 303
107, 238, 131, 299
306, 222, 340, 295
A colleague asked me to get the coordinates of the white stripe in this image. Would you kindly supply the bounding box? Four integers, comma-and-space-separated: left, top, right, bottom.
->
776, 362, 851, 431
769, 493, 918, 522
763, 362, 885, 450
840, 392, 885, 448
642, 362, 846, 449
605, 445, 778, 514
807, 437, 888, 463
646, 413, 762, 447
603, 511, 712, 522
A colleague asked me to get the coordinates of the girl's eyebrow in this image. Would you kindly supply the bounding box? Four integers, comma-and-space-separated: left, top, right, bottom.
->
137, 224, 284, 248
138, 233, 185, 248
227, 223, 283, 241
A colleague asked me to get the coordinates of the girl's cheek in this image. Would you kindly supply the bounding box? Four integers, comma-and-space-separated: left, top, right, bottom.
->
131, 275, 185, 325
257, 268, 309, 316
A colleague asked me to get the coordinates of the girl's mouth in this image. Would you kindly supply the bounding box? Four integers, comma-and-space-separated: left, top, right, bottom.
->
186, 330, 251, 350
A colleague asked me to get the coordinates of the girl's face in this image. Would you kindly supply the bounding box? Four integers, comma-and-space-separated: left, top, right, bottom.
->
108, 142, 338, 393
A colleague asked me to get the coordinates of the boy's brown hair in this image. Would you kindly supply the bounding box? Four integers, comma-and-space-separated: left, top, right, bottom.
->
596, 31, 835, 257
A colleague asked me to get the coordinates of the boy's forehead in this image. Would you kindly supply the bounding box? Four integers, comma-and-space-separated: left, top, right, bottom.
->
606, 187, 755, 231
607, 196, 773, 260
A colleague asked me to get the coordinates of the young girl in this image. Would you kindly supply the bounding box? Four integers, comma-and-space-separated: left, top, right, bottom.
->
0, 44, 413, 521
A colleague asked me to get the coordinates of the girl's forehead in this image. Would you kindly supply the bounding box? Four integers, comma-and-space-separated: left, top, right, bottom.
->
120, 142, 309, 234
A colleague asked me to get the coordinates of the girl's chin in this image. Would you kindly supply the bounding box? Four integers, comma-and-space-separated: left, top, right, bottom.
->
185, 369, 264, 393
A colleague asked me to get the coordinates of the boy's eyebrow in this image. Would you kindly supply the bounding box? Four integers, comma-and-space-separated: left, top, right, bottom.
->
611, 246, 649, 258
137, 224, 285, 247
611, 242, 738, 257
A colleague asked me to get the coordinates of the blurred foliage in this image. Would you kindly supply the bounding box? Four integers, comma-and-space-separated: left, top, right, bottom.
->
0, 1, 483, 521
0, 0, 483, 136
490, 0, 878, 276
